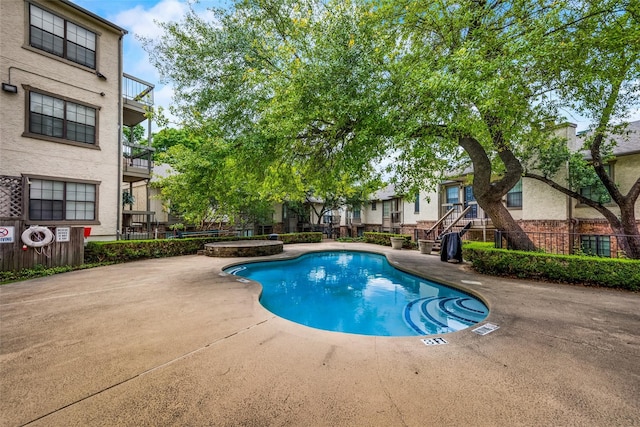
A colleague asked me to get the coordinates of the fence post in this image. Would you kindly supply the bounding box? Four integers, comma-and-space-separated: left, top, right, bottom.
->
494, 230, 503, 249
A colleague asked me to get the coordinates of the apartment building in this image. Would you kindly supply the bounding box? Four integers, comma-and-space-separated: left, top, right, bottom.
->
338, 122, 639, 252
0, 0, 154, 243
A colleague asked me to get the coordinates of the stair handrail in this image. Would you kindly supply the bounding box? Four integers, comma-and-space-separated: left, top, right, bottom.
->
438, 206, 472, 238
423, 208, 456, 240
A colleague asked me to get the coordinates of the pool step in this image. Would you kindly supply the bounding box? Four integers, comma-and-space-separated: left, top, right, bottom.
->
404, 296, 488, 335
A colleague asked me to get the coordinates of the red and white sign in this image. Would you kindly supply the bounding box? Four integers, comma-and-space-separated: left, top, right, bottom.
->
0, 226, 15, 243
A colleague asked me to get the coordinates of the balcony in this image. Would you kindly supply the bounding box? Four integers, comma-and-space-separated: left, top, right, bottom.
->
122, 142, 154, 182
123, 73, 154, 127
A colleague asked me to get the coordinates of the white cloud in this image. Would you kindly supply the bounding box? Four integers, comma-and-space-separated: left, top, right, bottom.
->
111, 1, 225, 130
112, 0, 194, 129
114, 0, 188, 40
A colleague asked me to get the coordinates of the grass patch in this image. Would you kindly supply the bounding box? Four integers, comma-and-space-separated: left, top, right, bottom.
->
1, 263, 113, 285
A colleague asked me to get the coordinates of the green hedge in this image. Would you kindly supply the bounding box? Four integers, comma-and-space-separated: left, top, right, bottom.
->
363, 232, 415, 249
85, 233, 322, 264
463, 242, 640, 290
278, 232, 323, 244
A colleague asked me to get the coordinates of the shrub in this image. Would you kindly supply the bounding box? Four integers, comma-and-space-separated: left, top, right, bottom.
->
277, 232, 323, 244
463, 242, 640, 291
336, 236, 365, 243
84, 233, 322, 264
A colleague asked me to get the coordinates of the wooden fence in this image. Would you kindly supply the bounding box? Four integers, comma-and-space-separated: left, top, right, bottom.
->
0, 220, 85, 271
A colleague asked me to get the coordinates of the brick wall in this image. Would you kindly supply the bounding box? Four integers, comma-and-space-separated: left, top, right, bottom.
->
574, 219, 614, 235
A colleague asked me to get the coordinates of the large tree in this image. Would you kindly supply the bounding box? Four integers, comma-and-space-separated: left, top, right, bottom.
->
377, 0, 567, 250
378, 0, 639, 256
144, 0, 640, 256
521, 1, 640, 258
142, 0, 389, 215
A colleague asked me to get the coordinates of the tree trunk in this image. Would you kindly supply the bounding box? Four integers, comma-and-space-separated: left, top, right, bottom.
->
481, 197, 535, 250
616, 201, 640, 259
459, 135, 535, 251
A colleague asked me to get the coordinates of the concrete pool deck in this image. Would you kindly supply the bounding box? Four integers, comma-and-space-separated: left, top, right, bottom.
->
1, 241, 638, 426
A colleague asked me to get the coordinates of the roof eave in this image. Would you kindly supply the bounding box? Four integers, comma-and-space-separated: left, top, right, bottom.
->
58, 0, 128, 34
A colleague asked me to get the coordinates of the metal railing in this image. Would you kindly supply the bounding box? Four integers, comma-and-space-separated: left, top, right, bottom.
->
120, 230, 157, 240
495, 230, 633, 258
123, 157, 153, 169
123, 73, 154, 106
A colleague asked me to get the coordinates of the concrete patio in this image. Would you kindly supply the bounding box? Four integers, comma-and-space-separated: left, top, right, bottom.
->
1, 241, 638, 426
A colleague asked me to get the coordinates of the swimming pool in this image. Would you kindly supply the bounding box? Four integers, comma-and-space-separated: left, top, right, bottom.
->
224, 251, 488, 336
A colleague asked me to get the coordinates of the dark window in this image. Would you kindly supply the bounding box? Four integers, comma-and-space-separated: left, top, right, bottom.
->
580, 235, 611, 257
445, 186, 459, 205
371, 201, 377, 211
464, 185, 477, 218
30, 92, 96, 144
580, 165, 612, 203
29, 179, 96, 221
30, 4, 96, 69
507, 179, 523, 208
414, 194, 420, 213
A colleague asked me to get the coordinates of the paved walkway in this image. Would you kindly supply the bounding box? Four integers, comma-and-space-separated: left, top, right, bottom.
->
1, 242, 639, 426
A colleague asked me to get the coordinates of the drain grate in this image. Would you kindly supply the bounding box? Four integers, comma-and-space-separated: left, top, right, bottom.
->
421, 337, 448, 346
472, 323, 500, 335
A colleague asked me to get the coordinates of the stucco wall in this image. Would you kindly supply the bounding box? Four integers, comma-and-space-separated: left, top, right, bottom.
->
0, 0, 124, 239
521, 176, 568, 220
398, 191, 438, 229
572, 153, 640, 220
362, 200, 382, 225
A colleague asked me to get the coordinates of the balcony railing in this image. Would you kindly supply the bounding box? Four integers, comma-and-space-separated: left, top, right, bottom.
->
123, 73, 154, 106
122, 73, 154, 127
123, 156, 153, 169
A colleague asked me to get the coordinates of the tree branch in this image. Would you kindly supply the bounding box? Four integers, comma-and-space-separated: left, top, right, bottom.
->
523, 172, 622, 227
589, 53, 638, 205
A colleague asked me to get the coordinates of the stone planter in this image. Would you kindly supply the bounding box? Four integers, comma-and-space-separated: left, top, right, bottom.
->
390, 237, 404, 250
418, 239, 435, 254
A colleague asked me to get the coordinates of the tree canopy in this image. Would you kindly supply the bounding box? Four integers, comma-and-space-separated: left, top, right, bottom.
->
143, 0, 640, 256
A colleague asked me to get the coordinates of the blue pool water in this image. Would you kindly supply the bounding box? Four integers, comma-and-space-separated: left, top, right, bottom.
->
224, 251, 488, 336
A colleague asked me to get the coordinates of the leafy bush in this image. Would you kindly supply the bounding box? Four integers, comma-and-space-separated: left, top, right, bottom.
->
336, 236, 365, 243
84, 233, 322, 264
277, 232, 323, 244
463, 242, 640, 290
364, 232, 415, 249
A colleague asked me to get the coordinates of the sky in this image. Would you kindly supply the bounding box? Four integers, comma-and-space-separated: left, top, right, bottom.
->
73, 0, 227, 127
74, 0, 637, 133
